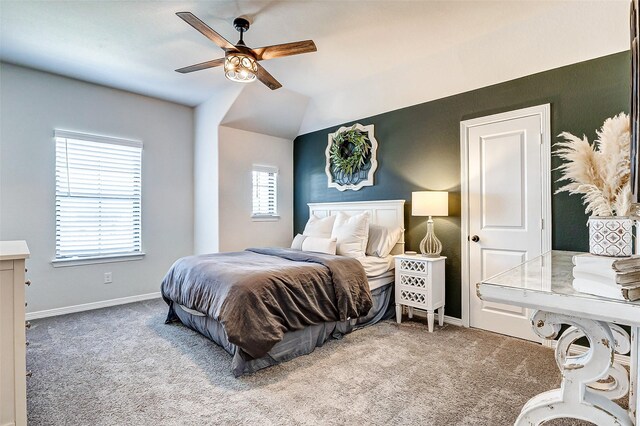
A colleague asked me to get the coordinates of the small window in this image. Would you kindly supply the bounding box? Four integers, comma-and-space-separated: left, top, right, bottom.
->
54, 130, 143, 263
252, 165, 278, 220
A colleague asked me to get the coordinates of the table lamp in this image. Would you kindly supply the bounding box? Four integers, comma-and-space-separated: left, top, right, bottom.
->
412, 191, 448, 257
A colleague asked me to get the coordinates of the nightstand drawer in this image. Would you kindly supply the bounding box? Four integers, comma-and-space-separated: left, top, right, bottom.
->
398, 274, 429, 289
398, 287, 431, 306
398, 258, 429, 275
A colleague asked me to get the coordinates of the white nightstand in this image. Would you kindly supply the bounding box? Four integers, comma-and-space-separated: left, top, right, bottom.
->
394, 254, 446, 332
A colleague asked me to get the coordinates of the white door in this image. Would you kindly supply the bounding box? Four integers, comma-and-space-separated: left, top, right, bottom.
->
463, 105, 551, 342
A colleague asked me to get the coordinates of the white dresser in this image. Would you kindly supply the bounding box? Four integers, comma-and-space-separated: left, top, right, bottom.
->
0, 241, 30, 426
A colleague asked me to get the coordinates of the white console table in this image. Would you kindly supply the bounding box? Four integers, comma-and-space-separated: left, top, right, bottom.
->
478, 251, 640, 426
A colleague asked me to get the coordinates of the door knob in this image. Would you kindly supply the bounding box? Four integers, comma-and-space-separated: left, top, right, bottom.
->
471, 235, 480, 242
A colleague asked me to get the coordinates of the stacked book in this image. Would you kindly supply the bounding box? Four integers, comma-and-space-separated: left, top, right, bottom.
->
572, 254, 640, 301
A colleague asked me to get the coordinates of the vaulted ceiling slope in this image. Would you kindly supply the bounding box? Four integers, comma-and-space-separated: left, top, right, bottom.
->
221, 85, 309, 139
0, 1, 629, 136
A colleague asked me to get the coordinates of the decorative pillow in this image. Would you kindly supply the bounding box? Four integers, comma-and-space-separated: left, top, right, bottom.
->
303, 214, 337, 238
291, 234, 306, 250
366, 225, 404, 258
290, 234, 337, 255
331, 211, 370, 258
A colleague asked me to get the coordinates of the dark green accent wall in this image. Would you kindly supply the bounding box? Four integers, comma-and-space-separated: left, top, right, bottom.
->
293, 51, 630, 319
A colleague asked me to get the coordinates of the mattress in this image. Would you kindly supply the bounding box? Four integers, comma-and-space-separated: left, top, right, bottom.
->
368, 270, 394, 291
358, 255, 395, 278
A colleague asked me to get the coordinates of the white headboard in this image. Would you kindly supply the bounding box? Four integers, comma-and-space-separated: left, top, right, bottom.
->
307, 199, 406, 255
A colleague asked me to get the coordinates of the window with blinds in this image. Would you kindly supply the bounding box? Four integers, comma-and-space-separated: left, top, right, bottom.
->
54, 130, 143, 261
252, 165, 278, 219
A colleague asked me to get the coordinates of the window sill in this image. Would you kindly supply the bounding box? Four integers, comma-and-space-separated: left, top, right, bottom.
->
252, 215, 280, 222
51, 253, 146, 268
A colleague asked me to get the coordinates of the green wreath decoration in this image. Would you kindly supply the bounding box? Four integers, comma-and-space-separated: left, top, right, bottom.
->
329, 125, 371, 177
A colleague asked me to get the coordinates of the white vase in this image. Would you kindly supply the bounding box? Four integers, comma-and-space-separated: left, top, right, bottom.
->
588, 216, 634, 257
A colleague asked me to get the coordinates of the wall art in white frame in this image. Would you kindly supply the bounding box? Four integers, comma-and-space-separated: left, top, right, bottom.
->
325, 123, 378, 191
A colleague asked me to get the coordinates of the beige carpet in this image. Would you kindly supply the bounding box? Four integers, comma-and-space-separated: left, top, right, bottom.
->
26, 299, 624, 425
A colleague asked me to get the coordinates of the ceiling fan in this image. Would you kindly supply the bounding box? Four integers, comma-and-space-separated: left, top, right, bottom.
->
175, 12, 317, 90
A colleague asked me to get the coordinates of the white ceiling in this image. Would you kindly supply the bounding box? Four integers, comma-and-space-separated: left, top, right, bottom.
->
0, 1, 631, 135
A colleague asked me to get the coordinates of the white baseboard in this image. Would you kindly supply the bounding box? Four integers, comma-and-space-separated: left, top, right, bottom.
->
549, 341, 631, 367
401, 307, 463, 327
26, 292, 162, 320
444, 315, 464, 327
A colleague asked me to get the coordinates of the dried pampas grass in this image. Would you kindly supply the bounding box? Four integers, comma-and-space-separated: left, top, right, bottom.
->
555, 113, 631, 217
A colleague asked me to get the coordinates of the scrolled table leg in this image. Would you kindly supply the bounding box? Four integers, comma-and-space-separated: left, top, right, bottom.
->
555, 324, 630, 401
515, 311, 633, 426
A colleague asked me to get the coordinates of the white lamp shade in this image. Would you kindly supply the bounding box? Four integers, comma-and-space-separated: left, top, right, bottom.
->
412, 191, 449, 217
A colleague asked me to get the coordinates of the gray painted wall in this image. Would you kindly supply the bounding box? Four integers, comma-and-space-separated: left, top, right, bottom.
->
0, 63, 194, 314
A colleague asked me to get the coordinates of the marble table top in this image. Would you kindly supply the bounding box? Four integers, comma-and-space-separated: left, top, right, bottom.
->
478, 250, 640, 327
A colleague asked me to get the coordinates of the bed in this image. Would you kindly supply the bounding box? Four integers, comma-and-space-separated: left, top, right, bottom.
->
161, 200, 405, 376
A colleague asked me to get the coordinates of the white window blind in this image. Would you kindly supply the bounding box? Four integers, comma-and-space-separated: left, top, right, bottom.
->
252, 165, 278, 218
55, 130, 143, 260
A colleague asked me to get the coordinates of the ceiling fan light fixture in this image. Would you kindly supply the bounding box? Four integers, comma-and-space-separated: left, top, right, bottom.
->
176, 12, 315, 90
224, 53, 257, 83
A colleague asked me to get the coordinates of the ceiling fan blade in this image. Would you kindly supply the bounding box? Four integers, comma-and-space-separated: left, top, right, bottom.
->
255, 63, 282, 90
176, 12, 235, 51
175, 58, 225, 74
252, 40, 317, 61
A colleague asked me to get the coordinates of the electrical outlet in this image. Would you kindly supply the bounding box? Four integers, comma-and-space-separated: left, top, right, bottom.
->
104, 272, 113, 284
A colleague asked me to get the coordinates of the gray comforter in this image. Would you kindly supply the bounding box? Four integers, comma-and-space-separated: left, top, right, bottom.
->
161, 247, 372, 359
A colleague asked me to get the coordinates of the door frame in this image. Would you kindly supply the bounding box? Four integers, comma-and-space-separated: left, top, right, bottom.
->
460, 104, 552, 331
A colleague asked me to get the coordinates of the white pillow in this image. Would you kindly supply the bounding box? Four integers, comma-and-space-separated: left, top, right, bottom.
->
366, 225, 404, 258
331, 211, 370, 258
303, 214, 337, 238
291, 234, 306, 250
290, 234, 337, 255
